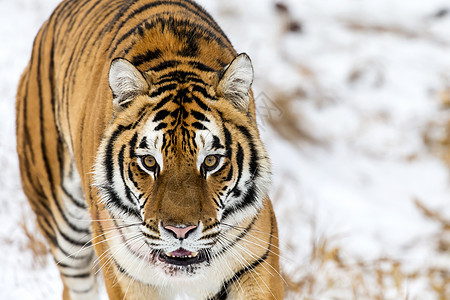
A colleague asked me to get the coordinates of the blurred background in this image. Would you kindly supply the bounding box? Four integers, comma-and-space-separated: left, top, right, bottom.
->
1, 0, 449, 299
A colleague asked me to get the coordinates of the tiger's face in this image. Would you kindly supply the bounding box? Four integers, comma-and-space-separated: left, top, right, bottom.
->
93, 54, 271, 285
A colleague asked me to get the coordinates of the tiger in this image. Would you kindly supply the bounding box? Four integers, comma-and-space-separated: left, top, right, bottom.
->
16, 0, 283, 299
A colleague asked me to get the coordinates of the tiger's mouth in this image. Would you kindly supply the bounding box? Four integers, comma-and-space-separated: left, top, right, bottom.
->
159, 248, 207, 266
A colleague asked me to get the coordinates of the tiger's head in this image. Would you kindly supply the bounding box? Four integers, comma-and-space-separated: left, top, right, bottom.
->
93, 53, 271, 285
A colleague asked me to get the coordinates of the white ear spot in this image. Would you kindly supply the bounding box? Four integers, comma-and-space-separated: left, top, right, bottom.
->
109, 58, 149, 111
217, 53, 254, 112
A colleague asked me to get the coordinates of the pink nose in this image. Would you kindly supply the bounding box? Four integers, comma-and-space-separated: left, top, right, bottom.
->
164, 225, 197, 239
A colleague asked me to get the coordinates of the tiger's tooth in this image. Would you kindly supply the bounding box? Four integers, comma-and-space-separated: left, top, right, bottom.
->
191, 252, 198, 257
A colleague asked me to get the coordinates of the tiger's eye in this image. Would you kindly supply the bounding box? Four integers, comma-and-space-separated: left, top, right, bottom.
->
142, 155, 157, 170
204, 155, 218, 168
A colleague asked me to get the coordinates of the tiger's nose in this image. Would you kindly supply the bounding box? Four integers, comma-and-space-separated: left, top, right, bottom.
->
164, 225, 197, 239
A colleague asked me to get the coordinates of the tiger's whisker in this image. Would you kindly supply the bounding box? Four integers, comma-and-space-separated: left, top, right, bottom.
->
216, 238, 276, 299
219, 233, 288, 287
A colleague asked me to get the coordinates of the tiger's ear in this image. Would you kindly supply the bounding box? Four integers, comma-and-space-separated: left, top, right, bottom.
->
109, 58, 149, 111
216, 53, 254, 112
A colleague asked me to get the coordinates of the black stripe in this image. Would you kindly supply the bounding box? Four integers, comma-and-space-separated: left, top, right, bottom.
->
153, 109, 171, 122
178, 37, 200, 58
191, 122, 208, 130
56, 260, 91, 270
58, 135, 88, 210
222, 184, 258, 222
71, 0, 118, 61
216, 215, 257, 258
224, 165, 233, 182
101, 185, 141, 219
212, 135, 223, 149
111, 19, 156, 56
157, 70, 204, 84
142, 231, 160, 240
39, 195, 93, 251
118, 145, 139, 207
45, 211, 94, 258
187, 61, 216, 72
191, 94, 210, 111
215, 241, 270, 299
213, 215, 274, 299
129, 132, 138, 157
144, 223, 159, 233
104, 124, 132, 184
203, 221, 219, 232
61, 184, 88, 209
236, 125, 258, 177
200, 232, 219, 240
128, 164, 140, 191
149, 60, 180, 72
229, 143, 244, 196
131, 49, 162, 66
58, 224, 92, 247
131, 107, 150, 129
105, 0, 140, 34
209, 195, 221, 208
68, 284, 96, 294
139, 136, 149, 149
192, 84, 216, 100
61, 272, 92, 278
21, 58, 36, 176
231, 188, 241, 198
223, 126, 232, 158
154, 123, 168, 131
153, 94, 174, 110
40, 220, 57, 246
191, 109, 210, 122
113, 253, 133, 276
149, 83, 177, 98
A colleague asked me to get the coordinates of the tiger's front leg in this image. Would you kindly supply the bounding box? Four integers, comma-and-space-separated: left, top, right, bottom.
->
211, 202, 284, 300
224, 266, 284, 300
53, 156, 101, 300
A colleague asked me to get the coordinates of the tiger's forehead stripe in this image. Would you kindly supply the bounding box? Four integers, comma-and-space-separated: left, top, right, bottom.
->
147, 78, 214, 131
155, 71, 205, 85
109, 3, 234, 59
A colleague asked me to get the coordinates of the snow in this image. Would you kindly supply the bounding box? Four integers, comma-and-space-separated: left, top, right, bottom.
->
1, 0, 449, 299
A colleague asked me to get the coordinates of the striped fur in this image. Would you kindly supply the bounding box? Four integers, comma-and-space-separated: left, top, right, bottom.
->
16, 0, 283, 299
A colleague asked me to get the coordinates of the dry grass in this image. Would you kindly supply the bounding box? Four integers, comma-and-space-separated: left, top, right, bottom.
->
280, 200, 450, 299
263, 89, 325, 147
264, 84, 450, 299
20, 211, 49, 269
281, 232, 413, 299
414, 200, 450, 300
267, 95, 450, 298
341, 19, 448, 46
262, 11, 450, 298
423, 86, 450, 166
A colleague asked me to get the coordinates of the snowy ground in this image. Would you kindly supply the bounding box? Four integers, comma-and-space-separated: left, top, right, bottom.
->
1, 0, 449, 299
